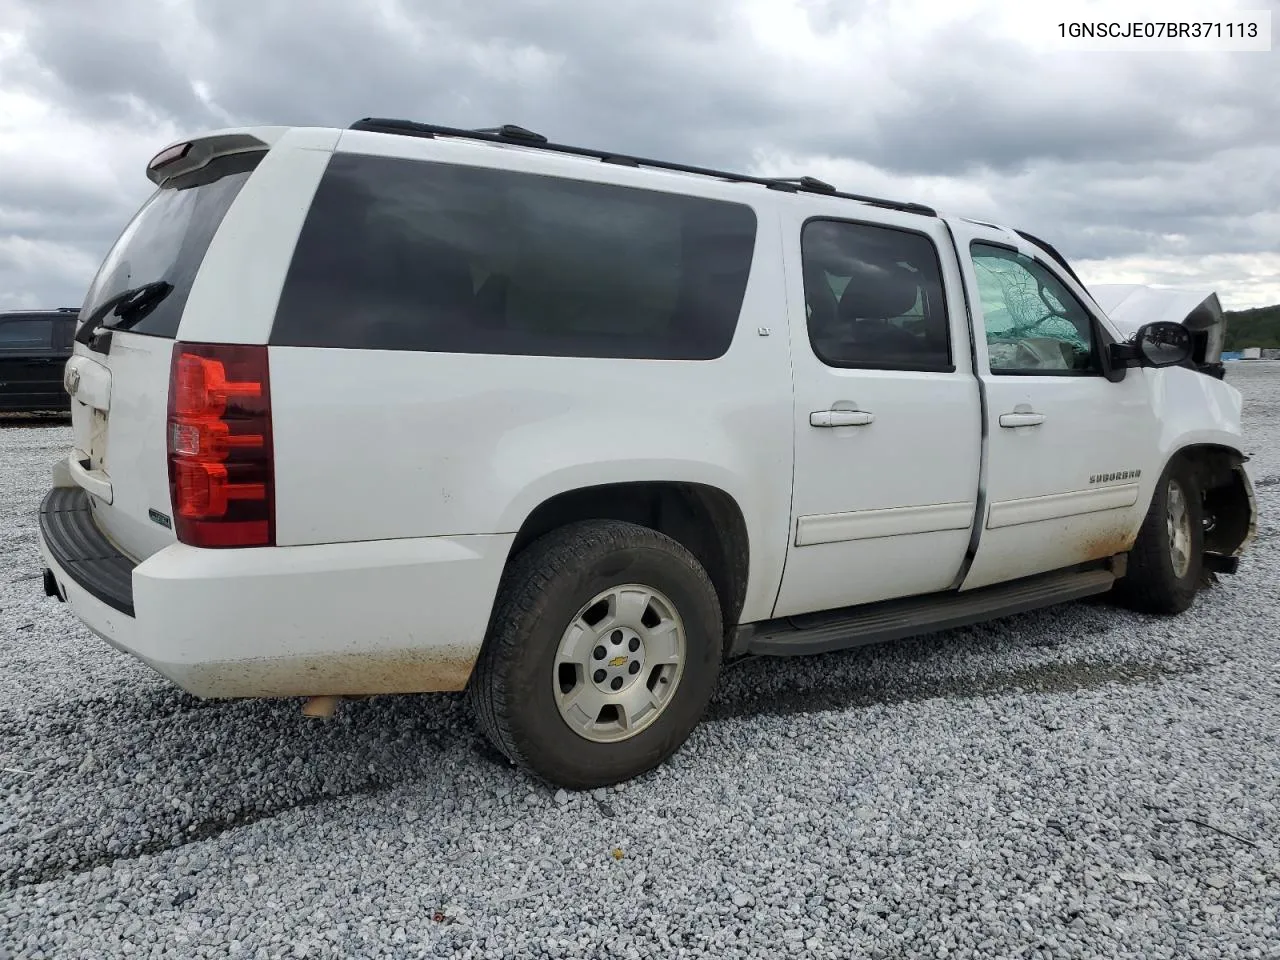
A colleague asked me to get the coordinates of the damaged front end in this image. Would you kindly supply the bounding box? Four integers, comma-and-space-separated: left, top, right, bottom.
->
1199, 454, 1257, 575
1090, 284, 1229, 380
1091, 284, 1257, 575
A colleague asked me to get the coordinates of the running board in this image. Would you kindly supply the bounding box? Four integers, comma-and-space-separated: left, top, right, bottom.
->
745, 568, 1117, 657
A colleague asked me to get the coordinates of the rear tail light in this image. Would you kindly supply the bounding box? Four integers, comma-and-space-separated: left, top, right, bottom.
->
166, 343, 274, 548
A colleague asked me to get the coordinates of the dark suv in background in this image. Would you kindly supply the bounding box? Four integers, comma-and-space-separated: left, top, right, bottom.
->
0, 308, 77, 412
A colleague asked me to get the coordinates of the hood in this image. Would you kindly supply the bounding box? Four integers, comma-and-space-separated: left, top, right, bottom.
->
1089, 283, 1227, 373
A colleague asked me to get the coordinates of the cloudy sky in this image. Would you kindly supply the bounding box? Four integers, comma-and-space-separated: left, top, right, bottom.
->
0, 0, 1276, 314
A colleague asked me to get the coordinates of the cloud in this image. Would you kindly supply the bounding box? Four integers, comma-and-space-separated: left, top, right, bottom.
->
1076, 252, 1280, 308
0, 235, 100, 311
0, 0, 1277, 312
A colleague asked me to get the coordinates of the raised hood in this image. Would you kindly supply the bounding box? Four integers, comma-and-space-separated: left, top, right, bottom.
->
1090, 284, 1227, 376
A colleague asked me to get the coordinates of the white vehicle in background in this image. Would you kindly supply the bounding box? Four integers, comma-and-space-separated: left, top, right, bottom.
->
38, 119, 1256, 789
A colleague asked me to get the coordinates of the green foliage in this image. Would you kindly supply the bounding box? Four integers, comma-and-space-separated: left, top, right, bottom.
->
1224, 304, 1280, 351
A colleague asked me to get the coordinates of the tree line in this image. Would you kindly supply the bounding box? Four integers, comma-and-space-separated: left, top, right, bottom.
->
1224, 304, 1280, 350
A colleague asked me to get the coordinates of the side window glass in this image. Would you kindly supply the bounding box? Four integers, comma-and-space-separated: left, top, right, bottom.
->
0, 318, 53, 352
272, 154, 758, 360
801, 220, 952, 371
55, 317, 75, 349
970, 244, 1097, 374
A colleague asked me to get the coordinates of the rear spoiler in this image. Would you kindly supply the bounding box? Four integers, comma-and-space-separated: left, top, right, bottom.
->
1089, 284, 1228, 379
146, 127, 289, 187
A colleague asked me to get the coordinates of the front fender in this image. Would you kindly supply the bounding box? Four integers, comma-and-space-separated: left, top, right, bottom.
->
1152, 365, 1247, 465
1146, 366, 1255, 564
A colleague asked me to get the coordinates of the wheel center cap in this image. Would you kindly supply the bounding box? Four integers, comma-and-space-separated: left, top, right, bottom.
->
591, 626, 646, 693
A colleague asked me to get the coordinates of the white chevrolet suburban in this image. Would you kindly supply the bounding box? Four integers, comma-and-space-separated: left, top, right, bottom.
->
38, 119, 1256, 789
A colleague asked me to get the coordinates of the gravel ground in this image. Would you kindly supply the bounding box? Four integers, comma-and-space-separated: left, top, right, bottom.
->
1, 364, 1278, 959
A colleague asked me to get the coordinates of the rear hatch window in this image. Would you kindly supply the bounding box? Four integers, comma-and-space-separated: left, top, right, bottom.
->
78, 152, 261, 339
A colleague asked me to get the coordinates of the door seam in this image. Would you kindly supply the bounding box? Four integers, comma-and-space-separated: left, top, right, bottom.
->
941, 218, 989, 591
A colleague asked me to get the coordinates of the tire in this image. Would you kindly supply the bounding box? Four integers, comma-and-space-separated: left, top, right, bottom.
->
468, 520, 723, 789
1113, 459, 1204, 615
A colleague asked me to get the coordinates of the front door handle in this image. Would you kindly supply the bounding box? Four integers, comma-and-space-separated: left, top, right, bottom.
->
999, 412, 1046, 428
811, 409, 874, 428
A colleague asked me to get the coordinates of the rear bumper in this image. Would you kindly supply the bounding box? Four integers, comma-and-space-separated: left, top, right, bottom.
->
39, 487, 136, 614
38, 487, 513, 698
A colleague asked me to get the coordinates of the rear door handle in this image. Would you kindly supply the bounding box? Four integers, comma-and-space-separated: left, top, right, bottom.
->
811, 409, 874, 428
999, 412, 1046, 428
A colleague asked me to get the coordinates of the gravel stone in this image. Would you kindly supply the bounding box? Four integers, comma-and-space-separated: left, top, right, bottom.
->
1119, 871, 1156, 885
2, 365, 1279, 958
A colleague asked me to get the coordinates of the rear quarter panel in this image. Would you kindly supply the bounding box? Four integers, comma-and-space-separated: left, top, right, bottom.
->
177, 127, 341, 346
268, 212, 795, 625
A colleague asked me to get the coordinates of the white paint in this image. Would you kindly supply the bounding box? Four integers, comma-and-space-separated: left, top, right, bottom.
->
772, 203, 982, 618
948, 220, 1164, 589
40, 528, 513, 698
67, 331, 176, 562
796, 502, 975, 546
986, 484, 1140, 529
67, 452, 112, 504
63, 354, 110, 411
266, 229, 796, 624
40, 121, 1255, 701
1089, 284, 1221, 337
178, 127, 339, 346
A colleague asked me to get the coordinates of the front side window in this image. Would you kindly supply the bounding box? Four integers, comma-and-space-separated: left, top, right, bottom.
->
970, 244, 1097, 374
0, 318, 53, 352
271, 153, 759, 360
801, 219, 952, 371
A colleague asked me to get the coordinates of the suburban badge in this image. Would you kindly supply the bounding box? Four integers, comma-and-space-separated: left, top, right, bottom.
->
1089, 469, 1142, 484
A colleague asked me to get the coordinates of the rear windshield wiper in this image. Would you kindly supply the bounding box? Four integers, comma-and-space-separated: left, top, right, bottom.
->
74, 281, 174, 346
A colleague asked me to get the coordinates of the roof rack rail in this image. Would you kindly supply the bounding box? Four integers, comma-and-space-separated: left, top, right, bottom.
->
347, 117, 936, 217
769, 175, 837, 194
472, 124, 548, 144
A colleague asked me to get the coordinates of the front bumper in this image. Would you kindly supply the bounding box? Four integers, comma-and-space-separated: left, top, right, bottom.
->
38, 486, 513, 698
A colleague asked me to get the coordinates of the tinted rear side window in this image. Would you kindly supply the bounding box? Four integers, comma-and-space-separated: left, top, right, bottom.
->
0, 318, 53, 352
271, 153, 758, 359
802, 219, 952, 372
79, 152, 261, 339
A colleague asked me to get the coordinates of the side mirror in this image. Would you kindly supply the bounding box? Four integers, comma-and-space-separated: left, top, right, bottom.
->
1134, 320, 1193, 367
1109, 321, 1193, 369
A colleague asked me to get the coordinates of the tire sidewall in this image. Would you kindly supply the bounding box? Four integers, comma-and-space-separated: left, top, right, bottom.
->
1151, 461, 1205, 603
500, 533, 722, 787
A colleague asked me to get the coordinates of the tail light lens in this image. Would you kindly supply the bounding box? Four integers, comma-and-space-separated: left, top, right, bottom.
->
167, 342, 274, 547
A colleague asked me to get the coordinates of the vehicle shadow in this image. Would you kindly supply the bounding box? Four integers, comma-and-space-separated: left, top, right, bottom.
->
0, 594, 1198, 893
0, 688, 478, 891
706, 600, 1198, 722
0, 412, 71, 429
